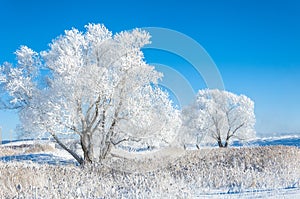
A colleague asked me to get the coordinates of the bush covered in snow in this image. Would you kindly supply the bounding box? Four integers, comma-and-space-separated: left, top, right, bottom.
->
0, 146, 299, 198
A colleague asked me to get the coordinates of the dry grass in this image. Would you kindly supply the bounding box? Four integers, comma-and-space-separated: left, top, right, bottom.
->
0, 145, 299, 198
23, 143, 55, 154
0, 147, 17, 156
0, 143, 55, 156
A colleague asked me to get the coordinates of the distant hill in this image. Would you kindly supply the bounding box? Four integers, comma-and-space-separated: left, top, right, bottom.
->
2, 135, 300, 149
233, 135, 300, 148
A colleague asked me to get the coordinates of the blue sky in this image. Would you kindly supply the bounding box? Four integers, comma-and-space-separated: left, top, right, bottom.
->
0, 0, 300, 139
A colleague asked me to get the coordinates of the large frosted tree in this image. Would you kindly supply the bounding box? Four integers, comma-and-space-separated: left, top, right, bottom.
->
0, 24, 180, 164
182, 89, 255, 148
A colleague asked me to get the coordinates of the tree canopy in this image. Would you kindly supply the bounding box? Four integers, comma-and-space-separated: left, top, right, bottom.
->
0, 24, 180, 164
182, 89, 256, 148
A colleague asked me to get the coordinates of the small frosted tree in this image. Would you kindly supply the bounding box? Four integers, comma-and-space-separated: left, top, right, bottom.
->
182, 89, 255, 148
0, 24, 180, 164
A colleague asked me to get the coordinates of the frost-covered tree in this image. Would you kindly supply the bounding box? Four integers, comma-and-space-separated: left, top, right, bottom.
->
182, 89, 255, 148
0, 24, 180, 164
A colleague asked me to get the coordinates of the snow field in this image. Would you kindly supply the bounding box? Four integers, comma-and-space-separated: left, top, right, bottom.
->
0, 145, 299, 198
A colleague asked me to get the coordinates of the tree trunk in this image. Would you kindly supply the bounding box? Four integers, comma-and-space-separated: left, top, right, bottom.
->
51, 134, 83, 165
217, 138, 224, 147
80, 134, 92, 164
224, 140, 229, 148
223, 135, 230, 148
80, 131, 111, 165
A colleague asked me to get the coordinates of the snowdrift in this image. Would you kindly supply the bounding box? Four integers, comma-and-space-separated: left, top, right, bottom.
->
0, 145, 299, 198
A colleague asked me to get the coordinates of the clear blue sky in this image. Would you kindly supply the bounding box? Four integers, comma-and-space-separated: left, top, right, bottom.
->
0, 0, 300, 139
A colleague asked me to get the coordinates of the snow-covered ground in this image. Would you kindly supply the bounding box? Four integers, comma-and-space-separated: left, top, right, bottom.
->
196, 187, 300, 198
0, 136, 299, 198
0, 139, 78, 165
